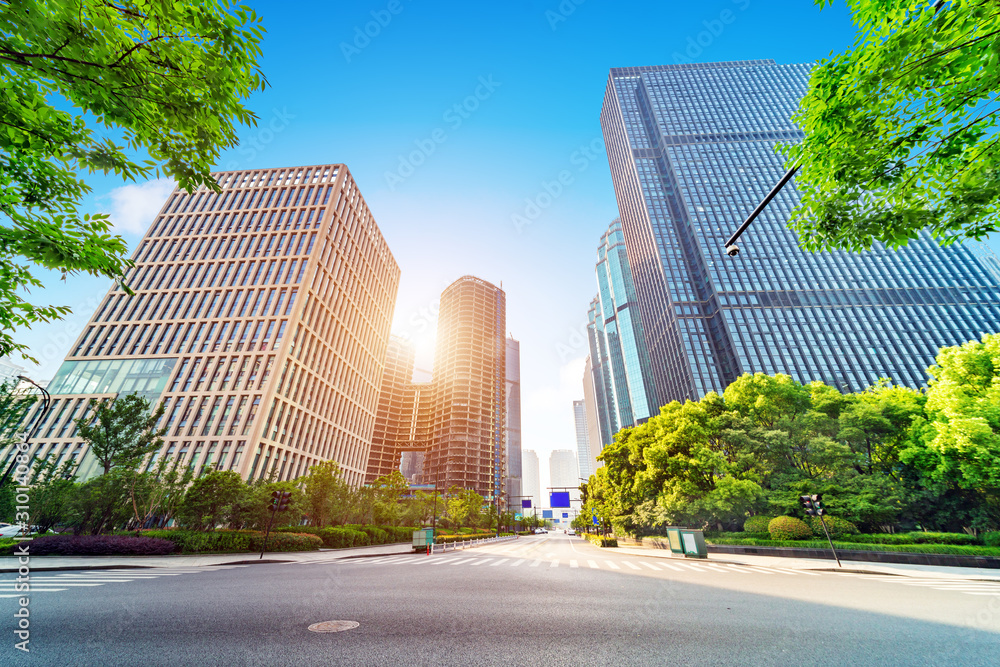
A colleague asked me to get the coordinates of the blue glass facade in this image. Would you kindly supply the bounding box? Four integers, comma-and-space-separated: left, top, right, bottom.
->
586, 298, 617, 446
590, 219, 658, 434
601, 61, 1000, 402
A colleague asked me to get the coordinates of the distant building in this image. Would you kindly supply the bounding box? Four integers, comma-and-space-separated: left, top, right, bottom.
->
549, 448, 579, 508
522, 449, 541, 512
591, 218, 658, 428
424, 276, 506, 499
505, 337, 522, 509
573, 399, 593, 480
0, 357, 25, 387
3, 164, 400, 485
581, 357, 603, 475
364, 335, 420, 484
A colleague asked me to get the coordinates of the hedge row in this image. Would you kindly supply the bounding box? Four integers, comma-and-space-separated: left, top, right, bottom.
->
581, 533, 618, 548
1, 534, 176, 556
136, 529, 321, 553
706, 537, 1000, 557
274, 525, 418, 548
719, 529, 985, 546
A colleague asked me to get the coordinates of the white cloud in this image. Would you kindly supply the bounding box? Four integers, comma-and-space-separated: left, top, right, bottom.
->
101, 178, 176, 235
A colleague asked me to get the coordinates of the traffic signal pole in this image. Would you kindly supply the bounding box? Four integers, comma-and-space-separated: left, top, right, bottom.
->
801, 494, 841, 567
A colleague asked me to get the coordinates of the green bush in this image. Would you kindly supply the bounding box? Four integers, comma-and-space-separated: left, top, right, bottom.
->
705, 536, 1000, 557
984, 532, 1000, 547
706, 531, 770, 540
834, 531, 978, 546
137, 529, 321, 553
807, 516, 859, 538
581, 533, 617, 547
768, 516, 813, 540
346, 525, 390, 545
743, 516, 773, 533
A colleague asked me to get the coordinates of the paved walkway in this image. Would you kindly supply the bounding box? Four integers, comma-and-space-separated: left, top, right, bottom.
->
0, 542, 413, 572
610, 544, 1000, 581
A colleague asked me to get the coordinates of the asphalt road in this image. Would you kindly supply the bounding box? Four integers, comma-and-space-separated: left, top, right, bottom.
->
3, 533, 999, 666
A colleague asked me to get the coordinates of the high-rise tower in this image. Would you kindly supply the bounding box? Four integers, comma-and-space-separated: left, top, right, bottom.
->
591, 218, 658, 429
572, 399, 592, 480
6, 165, 400, 487
364, 335, 418, 484
425, 276, 506, 498
601, 61, 1000, 402
504, 336, 522, 507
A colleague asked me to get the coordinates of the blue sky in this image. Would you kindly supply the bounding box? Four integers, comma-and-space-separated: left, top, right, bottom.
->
11, 0, 1000, 488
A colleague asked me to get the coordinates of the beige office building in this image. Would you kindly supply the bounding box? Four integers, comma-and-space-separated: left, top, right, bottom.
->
6, 164, 400, 487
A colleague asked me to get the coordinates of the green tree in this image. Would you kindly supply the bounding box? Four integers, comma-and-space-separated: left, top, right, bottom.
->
788, 0, 1000, 251
0, 0, 266, 360
74, 394, 166, 475
176, 470, 244, 530
299, 460, 352, 527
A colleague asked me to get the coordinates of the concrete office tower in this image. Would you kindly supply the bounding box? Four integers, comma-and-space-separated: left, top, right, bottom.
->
601, 62, 1000, 402
504, 336, 523, 509
522, 449, 541, 511
581, 357, 603, 474
573, 400, 592, 480
364, 335, 417, 484
592, 219, 658, 428
549, 448, 579, 505
6, 165, 400, 486
425, 276, 506, 498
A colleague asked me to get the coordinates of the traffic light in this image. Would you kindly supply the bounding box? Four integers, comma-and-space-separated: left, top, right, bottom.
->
277, 491, 292, 512
800, 494, 824, 517
270, 490, 281, 510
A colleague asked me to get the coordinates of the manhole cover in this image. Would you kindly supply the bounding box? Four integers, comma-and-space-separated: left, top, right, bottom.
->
308, 620, 359, 633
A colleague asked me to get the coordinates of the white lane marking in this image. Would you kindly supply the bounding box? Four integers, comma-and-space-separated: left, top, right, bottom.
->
605, 561, 620, 570
672, 562, 707, 572
652, 561, 684, 571
703, 564, 732, 573
774, 568, 820, 576
529, 559, 542, 567
768, 568, 802, 576
639, 562, 662, 571
430, 558, 460, 566
510, 559, 525, 567
449, 559, 475, 565
588, 560, 600, 569
622, 561, 641, 570
490, 559, 510, 567
550, 560, 559, 568
469, 559, 493, 566
570, 560, 579, 568
0, 583, 104, 587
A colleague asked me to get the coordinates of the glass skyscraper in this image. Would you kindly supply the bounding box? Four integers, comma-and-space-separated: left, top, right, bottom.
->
590, 219, 658, 431
601, 60, 1000, 402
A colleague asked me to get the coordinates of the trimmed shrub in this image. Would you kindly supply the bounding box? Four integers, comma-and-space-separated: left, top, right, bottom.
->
834, 532, 978, 546
705, 536, 1000, 557
807, 516, 859, 538
22, 534, 176, 556
346, 525, 390, 545
984, 532, 1000, 547
768, 516, 813, 541
743, 516, 774, 534
316, 527, 368, 549
138, 529, 321, 553
581, 533, 617, 547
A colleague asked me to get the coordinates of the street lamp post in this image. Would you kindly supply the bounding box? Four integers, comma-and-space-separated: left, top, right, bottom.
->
723, 164, 800, 257
0, 376, 52, 488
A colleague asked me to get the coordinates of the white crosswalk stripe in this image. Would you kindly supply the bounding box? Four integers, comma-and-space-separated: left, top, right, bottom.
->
605, 561, 620, 570
622, 561, 641, 570
550, 560, 559, 568
588, 560, 599, 569
570, 560, 579, 568
0, 565, 249, 598
490, 559, 510, 567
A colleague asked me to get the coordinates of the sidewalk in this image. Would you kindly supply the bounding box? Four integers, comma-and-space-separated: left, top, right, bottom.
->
0, 542, 412, 573
609, 544, 1000, 581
